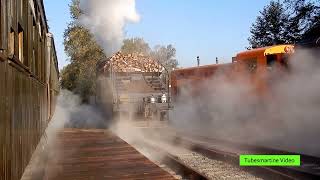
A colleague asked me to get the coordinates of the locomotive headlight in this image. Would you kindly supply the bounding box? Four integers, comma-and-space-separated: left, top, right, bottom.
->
161, 94, 167, 103
150, 96, 156, 104
284, 46, 295, 53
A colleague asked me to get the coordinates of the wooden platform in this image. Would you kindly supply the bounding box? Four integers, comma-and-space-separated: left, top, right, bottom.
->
44, 129, 175, 180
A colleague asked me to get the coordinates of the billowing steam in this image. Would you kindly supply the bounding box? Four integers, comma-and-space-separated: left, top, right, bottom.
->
108, 49, 320, 161
170, 49, 320, 157
21, 90, 105, 179
79, 0, 140, 56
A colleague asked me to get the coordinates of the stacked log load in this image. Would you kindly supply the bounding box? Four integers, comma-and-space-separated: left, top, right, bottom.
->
102, 52, 164, 73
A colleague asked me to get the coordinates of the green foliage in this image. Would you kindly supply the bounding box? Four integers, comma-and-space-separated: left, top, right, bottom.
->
248, 0, 319, 48
61, 0, 178, 102
121, 38, 151, 55
284, 0, 320, 42
60, 62, 80, 91
248, 1, 288, 48
150, 44, 178, 71
69, 0, 81, 19
121, 37, 178, 71
62, 0, 105, 103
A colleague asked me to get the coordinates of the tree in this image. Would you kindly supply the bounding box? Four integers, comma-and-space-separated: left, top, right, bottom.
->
284, 0, 320, 42
62, 0, 106, 102
62, 2, 178, 102
60, 62, 80, 91
150, 44, 178, 71
120, 37, 179, 71
121, 38, 151, 55
248, 0, 320, 48
248, 1, 288, 48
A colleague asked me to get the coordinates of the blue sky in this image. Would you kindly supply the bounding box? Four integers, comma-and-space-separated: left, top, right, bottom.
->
44, 0, 272, 69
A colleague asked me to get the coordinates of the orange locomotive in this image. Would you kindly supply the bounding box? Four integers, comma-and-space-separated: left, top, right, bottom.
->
170, 63, 234, 98
170, 44, 295, 100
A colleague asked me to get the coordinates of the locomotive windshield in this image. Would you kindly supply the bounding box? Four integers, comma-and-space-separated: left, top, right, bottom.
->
280, 54, 290, 70
266, 55, 277, 71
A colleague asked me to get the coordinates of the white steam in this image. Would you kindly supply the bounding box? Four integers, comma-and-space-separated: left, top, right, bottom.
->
170, 49, 320, 157
79, 0, 140, 56
21, 90, 105, 179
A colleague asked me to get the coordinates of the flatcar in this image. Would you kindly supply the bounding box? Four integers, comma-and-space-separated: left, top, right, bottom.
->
0, 1, 59, 180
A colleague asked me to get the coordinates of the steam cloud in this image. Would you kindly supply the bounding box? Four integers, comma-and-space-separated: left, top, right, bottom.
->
79, 0, 140, 56
21, 90, 105, 179
170, 49, 320, 157
99, 49, 320, 162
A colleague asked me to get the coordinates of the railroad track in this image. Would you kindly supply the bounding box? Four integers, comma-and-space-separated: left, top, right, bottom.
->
172, 131, 320, 180
158, 149, 209, 180
123, 128, 263, 179
122, 134, 209, 180
138, 127, 320, 179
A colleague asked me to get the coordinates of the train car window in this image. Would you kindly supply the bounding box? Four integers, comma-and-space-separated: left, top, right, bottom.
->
266, 55, 277, 71
232, 57, 237, 63
8, 0, 16, 42
32, 19, 36, 42
38, 38, 42, 79
280, 55, 289, 70
32, 48, 35, 73
0, 0, 6, 50
267, 55, 277, 67
41, 38, 45, 80
19, 0, 23, 20
0, 1, 1, 50
18, 24, 24, 64
27, 10, 33, 69
32, 19, 37, 74
8, 28, 15, 56
9, 0, 14, 18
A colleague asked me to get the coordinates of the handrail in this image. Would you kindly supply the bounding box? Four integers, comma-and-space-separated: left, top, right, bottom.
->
146, 58, 173, 108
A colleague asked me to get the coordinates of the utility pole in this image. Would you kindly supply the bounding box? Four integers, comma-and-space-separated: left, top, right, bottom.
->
197, 56, 200, 66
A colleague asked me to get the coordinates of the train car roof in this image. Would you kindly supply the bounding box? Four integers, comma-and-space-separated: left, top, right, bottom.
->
236, 45, 294, 59
172, 63, 233, 73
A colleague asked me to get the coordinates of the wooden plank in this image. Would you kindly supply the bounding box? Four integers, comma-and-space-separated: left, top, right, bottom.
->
42, 129, 176, 180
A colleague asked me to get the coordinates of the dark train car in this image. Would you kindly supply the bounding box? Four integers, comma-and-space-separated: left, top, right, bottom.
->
0, 1, 59, 180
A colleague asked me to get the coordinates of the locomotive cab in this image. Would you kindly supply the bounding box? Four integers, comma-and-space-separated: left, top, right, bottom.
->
266, 54, 290, 72
235, 44, 295, 94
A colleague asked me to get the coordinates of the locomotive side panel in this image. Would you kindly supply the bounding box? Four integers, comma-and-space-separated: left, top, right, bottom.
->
170, 45, 294, 102
171, 64, 234, 99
